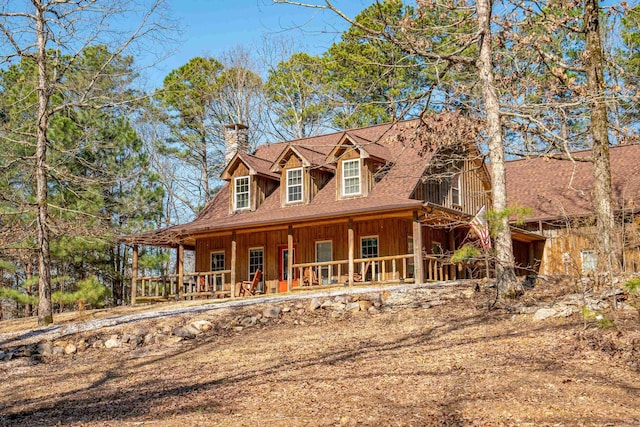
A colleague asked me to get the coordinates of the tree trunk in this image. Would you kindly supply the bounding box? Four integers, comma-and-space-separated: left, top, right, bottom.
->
35, 0, 53, 326
476, 0, 517, 295
584, 0, 618, 276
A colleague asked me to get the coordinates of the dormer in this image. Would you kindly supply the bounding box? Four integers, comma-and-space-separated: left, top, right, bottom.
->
221, 152, 279, 213
327, 133, 392, 199
271, 144, 334, 207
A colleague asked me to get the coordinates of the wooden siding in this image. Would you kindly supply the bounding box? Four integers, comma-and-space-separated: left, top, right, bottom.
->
193, 216, 450, 293
413, 158, 490, 215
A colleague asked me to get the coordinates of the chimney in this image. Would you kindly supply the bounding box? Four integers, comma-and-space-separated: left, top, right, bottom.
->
224, 123, 249, 164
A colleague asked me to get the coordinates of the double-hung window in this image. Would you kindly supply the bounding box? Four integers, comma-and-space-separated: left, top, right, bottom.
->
234, 176, 250, 211
342, 159, 361, 196
451, 173, 461, 206
286, 168, 303, 203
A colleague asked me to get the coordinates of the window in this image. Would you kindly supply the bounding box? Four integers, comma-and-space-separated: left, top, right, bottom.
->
315, 241, 333, 285
451, 173, 461, 206
234, 176, 250, 211
342, 159, 361, 196
210, 251, 225, 290
581, 250, 597, 274
286, 168, 303, 203
361, 236, 379, 281
249, 248, 264, 292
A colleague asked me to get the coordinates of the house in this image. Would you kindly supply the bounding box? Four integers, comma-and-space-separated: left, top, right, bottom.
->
505, 145, 640, 276
123, 115, 544, 303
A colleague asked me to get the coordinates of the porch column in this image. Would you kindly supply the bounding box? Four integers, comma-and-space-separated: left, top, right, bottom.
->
131, 245, 138, 305
448, 230, 456, 280
348, 219, 354, 286
231, 232, 237, 298
177, 244, 184, 299
413, 212, 424, 284
287, 225, 293, 292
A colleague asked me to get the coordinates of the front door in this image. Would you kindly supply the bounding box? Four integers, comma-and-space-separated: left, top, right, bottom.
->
278, 245, 296, 292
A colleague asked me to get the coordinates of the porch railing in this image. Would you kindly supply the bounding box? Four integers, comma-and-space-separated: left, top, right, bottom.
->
134, 270, 232, 303
294, 254, 416, 287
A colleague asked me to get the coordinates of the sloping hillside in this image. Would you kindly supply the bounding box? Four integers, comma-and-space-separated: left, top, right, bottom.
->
1, 280, 639, 426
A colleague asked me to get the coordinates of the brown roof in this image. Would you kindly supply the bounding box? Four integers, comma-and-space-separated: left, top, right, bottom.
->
123, 117, 478, 245
505, 144, 640, 221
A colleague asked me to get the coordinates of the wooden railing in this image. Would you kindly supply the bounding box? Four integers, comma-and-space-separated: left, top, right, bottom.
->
134, 270, 232, 303
293, 254, 416, 287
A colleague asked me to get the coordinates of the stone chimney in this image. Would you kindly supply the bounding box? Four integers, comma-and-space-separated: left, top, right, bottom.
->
224, 123, 249, 164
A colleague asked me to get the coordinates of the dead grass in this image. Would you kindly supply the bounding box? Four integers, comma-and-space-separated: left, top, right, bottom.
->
1, 286, 639, 426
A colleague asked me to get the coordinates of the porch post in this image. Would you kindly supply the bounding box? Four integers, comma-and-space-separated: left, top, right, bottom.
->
348, 218, 354, 286
177, 244, 184, 299
448, 230, 456, 280
287, 225, 293, 292
131, 244, 138, 305
231, 232, 237, 298
413, 212, 424, 284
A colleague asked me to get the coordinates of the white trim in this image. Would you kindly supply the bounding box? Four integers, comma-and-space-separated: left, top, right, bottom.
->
286, 167, 304, 204
360, 235, 379, 258
234, 175, 250, 211
451, 173, 461, 206
342, 158, 361, 197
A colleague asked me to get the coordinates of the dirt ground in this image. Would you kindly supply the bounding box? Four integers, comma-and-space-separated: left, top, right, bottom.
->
1, 282, 639, 427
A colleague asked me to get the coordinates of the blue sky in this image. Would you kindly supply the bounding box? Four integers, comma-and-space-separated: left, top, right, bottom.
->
147, 0, 373, 86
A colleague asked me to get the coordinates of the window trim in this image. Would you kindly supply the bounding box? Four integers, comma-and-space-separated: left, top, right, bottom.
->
286, 167, 304, 204
342, 158, 361, 197
451, 173, 461, 206
360, 235, 379, 258
234, 175, 250, 211
210, 250, 225, 272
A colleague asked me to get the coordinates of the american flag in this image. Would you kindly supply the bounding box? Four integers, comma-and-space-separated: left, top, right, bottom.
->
470, 205, 491, 249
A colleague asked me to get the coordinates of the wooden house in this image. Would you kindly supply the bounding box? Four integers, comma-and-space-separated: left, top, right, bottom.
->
123, 116, 544, 303
505, 145, 640, 276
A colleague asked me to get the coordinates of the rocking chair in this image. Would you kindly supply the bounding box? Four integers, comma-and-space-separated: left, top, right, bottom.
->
239, 269, 262, 297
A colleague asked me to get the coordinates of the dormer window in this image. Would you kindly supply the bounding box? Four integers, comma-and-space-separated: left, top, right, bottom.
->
286, 168, 303, 204
342, 159, 361, 196
234, 176, 250, 211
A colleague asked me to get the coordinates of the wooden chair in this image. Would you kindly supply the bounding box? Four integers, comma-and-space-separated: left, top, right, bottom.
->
239, 269, 262, 297
303, 267, 319, 286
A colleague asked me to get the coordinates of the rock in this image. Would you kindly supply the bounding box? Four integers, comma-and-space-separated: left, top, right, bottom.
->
533, 308, 557, 321
330, 311, 343, 319
121, 334, 131, 344
263, 306, 282, 319
308, 298, 321, 311
132, 327, 147, 337
0, 351, 5, 361
368, 306, 379, 314
320, 300, 334, 309
334, 295, 350, 304
358, 300, 373, 311
92, 340, 105, 349
64, 343, 77, 355
52, 346, 65, 356
2, 351, 14, 361
129, 335, 143, 347
233, 326, 244, 332
104, 337, 122, 349
172, 326, 197, 339
556, 305, 577, 317
190, 320, 213, 332
15, 346, 34, 358
76, 339, 88, 352
38, 342, 53, 358
345, 302, 361, 312
282, 306, 291, 313
144, 333, 155, 345
241, 316, 257, 327
259, 317, 269, 324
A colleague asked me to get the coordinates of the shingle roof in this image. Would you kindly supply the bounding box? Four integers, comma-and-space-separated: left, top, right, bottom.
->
123, 116, 479, 245
505, 144, 640, 221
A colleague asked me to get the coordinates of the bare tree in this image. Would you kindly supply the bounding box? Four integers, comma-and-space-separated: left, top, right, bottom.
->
0, 0, 171, 325
274, 0, 519, 294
